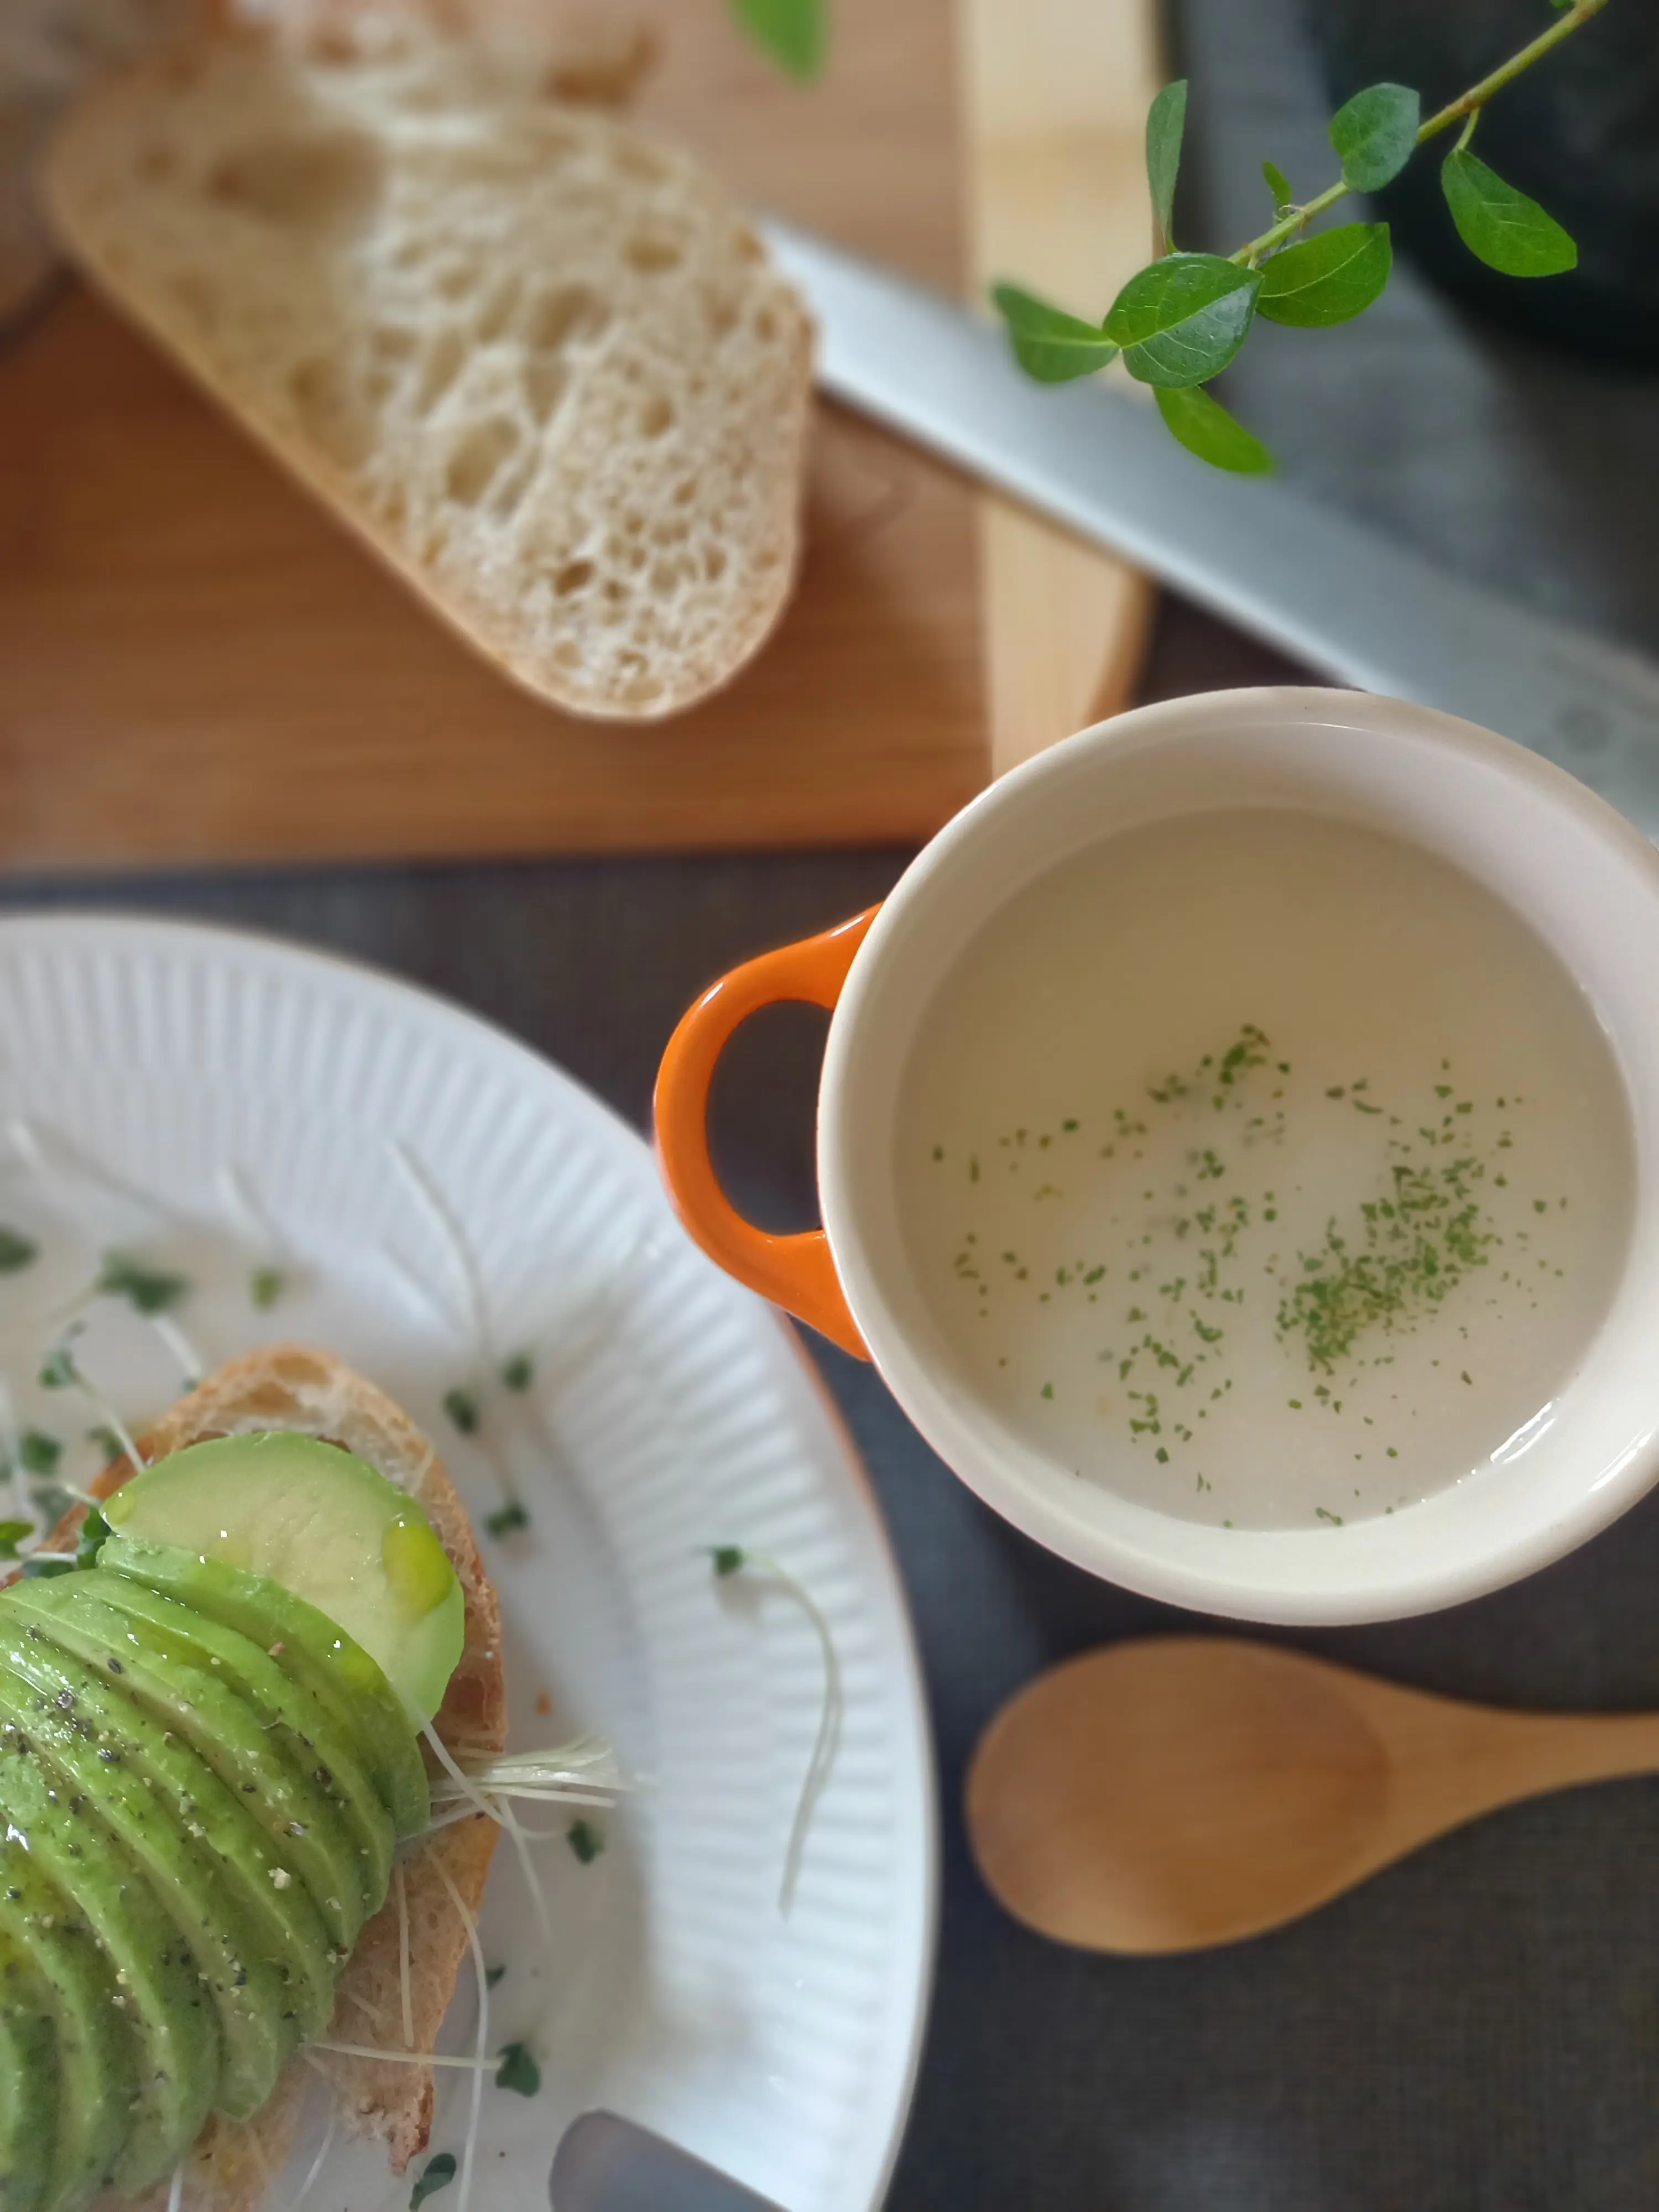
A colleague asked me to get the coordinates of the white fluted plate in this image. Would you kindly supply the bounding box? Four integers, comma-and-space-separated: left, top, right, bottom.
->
0, 915, 936, 2212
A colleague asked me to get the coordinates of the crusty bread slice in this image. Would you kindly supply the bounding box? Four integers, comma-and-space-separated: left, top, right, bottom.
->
44, 1344, 507, 2211
43, 5, 813, 719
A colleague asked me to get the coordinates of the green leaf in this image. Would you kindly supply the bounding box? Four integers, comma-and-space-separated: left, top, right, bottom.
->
22, 1558, 74, 1580
75, 1507, 111, 1572
38, 1345, 77, 1390
1257, 222, 1392, 327
499, 1352, 533, 1393
0, 1519, 32, 1561
1262, 160, 1293, 213
0, 1229, 37, 1273
1145, 80, 1188, 251
98, 1251, 189, 1315
1328, 82, 1420, 193
495, 2042, 541, 2098
711, 1544, 747, 1578
19, 1430, 60, 1478
991, 283, 1118, 383
485, 1964, 505, 1990
409, 2153, 457, 2210
567, 1816, 605, 1865
484, 1500, 529, 1539
1103, 254, 1260, 389
250, 1265, 285, 1311
1441, 148, 1577, 276
1154, 386, 1275, 474
442, 1386, 479, 1436
730, 0, 826, 80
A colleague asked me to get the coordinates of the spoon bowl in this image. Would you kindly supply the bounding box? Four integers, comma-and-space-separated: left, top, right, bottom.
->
967, 1637, 1659, 1953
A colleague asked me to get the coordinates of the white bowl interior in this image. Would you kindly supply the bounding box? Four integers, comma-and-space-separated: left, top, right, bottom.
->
820, 689, 1659, 1623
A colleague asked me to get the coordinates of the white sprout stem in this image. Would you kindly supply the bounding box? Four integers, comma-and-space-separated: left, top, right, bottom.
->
70, 1363, 146, 1479
280, 2100, 337, 2212
745, 1553, 845, 1918
307, 2040, 494, 2072
147, 1311, 204, 1389
0, 1371, 26, 1519
435, 1862, 490, 2212
165, 2164, 184, 2212
395, 1865, 415, 2049
389, 1143, 492, 1370
420, 1725, 555, 1939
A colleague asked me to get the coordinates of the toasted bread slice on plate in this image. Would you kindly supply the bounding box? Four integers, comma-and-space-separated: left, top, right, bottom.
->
46, 1345, 506, 2210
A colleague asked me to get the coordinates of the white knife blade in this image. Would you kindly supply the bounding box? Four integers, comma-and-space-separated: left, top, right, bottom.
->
761, 217, 1659, 832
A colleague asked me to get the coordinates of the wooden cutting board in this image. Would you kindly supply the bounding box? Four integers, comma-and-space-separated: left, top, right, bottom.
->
0, 0, 1157, 870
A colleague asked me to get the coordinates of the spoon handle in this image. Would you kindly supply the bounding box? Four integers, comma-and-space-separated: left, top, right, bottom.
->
1378, 1697, 1659, 1853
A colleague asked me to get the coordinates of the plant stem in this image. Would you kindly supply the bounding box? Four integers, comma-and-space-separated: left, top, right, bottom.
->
1229, 0, 1613, 267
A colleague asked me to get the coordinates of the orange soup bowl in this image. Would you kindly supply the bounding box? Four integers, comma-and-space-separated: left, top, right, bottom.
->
654, 687, 1659, 1625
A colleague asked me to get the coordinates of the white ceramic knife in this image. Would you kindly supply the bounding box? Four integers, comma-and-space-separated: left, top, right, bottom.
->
761, 218, 1659, 834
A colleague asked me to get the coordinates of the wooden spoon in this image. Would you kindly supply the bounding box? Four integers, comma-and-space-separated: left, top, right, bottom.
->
966, 1637, 1659, 1954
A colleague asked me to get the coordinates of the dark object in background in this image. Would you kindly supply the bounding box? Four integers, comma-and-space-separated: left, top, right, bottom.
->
1307, 0, 1659, 367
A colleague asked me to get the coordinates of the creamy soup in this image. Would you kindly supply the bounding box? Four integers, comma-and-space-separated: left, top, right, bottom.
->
894, 810, 1635, 1530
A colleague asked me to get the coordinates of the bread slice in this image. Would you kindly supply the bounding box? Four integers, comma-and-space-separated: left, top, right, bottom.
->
43, 1344, 507, 2211
43, 6, 813, 719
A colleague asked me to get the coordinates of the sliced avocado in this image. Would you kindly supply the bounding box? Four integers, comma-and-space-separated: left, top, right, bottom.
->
0, 1728, 216, 2194
0, 1942, 54, 2212
98, 1535, 430, 1838
102, 1433, 465, 1725
0, 1855, 135, 2212
0, 1644, 305, 2120
58, 1572, 394, 1920
9, 1578, 375, 1952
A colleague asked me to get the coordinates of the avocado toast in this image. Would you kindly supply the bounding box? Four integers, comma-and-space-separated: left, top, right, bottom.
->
6, 1345, 507, 2212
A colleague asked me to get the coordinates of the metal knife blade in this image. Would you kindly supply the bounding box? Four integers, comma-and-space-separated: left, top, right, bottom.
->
550, 2111, 790, 2212
761, 217, 1659, 833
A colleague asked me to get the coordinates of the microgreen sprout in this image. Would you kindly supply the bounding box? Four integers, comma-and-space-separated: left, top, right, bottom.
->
993, 0, 1613, 468
97, 1250, 190, 1316
566, 1818, 604, 1865
442, 1387, 479, 1437
251, 1266, 286, 1311
410, 2154, 457, 2210
0, 1229, 38, 1274
710, 1546, 843, 1914
0, 1518, 32, 1560
484, 1502, 528, 1539
499, 1353, 533, 1393
494, 2042, 540, 2097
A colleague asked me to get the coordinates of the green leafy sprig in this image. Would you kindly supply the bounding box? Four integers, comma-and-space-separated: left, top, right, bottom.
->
731, 0, 825, 79
995, 0, 1610, 471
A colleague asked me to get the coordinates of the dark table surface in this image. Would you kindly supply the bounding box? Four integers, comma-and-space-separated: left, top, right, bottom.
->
11, 4, 1659, 2203
9, 598, 1659, 2212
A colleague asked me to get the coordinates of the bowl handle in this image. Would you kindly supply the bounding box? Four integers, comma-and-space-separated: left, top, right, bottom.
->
654, 909, 878, 1360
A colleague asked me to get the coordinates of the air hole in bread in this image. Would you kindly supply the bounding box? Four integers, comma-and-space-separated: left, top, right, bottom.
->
625, 235, 683, 276
206, 132, 382, 230
705, 296, 738, 341
705, 545, 728, 581
524, 357, 569, 425
477, 277, 523, 345
436, 264, 477, 302
137, 145, 178, 185
415, 329, 466, 412
640, 394, 675, 440
613, 140, 670, 185
755, 307, 778, 341
552, 559, 595, 598
527, 283, 608, 353
446, 418, 520, 506
289, 357, 371, 467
